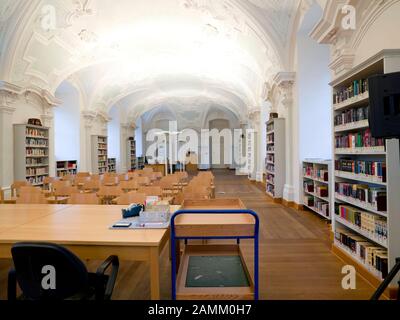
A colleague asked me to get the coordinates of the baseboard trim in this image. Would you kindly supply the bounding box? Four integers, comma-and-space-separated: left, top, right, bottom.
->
282, 200, 303, 210
332, 244, 397, 300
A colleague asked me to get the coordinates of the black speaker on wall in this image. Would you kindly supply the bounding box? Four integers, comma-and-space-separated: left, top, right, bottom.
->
368, 72, 400, 139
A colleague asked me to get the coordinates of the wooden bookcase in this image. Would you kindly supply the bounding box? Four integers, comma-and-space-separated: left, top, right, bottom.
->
14, 124, 50, 186
56, 160, 78, 177
331, 50, 400, 293
107, 158, 116, 173
137, 156, 145, 170
265, 118, 286, 201
302, 159, 332, 220
91, 135, 108, 174
127, 137, 136, 171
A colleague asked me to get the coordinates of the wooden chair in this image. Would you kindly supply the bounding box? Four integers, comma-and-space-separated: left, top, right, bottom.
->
119, 180, 139, 192
102, 176, 119, 186
82, 180, 101, 193
60, 174, 75, 183
74, 176, 90, 188
127, 172, 139, 180
16, 193, 47, 204
52, 180, 71, 192
19, 186, 43, 195
137, 186, 163, 198
183, 192, 210, 200
143, 167, 153, 174
118, 174, 128, 182
68, 193, 100, 205
11, 181, 31, 197
136, 177, 150, 186
90, 174, 101, 181
43, 177, 57, 190
116, 192, 146, 205
103, 172, 118, 178
97, 186, 123, 204
76, 172, 91, 178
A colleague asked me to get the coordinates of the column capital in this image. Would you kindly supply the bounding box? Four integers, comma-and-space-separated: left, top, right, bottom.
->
0, 82, 19, 114
82, 110, 96, 129
248, 106, 261, 121
274, 72, 296, 108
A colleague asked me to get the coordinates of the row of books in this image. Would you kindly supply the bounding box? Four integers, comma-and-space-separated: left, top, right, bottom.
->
26, 167, 48, 176
266, 154, 274, 163
26, 128, 48, 138
303, 165, 329, 182
266, 174, 274, 184
267, 123, 274, 132
266, 164, 275, 173
315, 185, 329, 198
315, 199, 330, 217
26, 138, 48, 147
333, 79, 369, 104
335, 229, 388, 278
335, 182, 387, 211
266, 184, 275, 195
267, 134, 274, 144
26, 175, 46, 185
26, 148, 48, 156
26, 158, 48, 166
335, 129, 385, 149
267, 146, 275, 152
334, 106, 369, 126
335, 159, 387, 182
336, 205, 387, 241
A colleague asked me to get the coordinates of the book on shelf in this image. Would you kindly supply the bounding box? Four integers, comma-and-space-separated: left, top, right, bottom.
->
334, 228, 388, 279
335, 129, 385, 149
334, 105, 369, 127
333, 78, 369, 105
315, 199, 330, 217
335, 182, 387, 212
335, 159, 386, 182
336, 205, 387, 242
303, 164, 329, 182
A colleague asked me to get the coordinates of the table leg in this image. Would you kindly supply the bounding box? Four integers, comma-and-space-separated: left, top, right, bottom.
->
149, 247, 161, 300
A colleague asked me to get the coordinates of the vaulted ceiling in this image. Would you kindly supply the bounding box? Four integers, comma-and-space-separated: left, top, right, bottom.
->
0, 0, 303, 121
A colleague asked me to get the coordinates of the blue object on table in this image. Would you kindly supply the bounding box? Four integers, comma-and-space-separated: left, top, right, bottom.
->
122, 204, 144, 219
170, 209, 260, 300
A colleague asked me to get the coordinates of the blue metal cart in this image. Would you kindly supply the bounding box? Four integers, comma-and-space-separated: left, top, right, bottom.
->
171, 209, 260, 300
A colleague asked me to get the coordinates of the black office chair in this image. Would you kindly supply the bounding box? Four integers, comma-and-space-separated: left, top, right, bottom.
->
8, 242, 119, 301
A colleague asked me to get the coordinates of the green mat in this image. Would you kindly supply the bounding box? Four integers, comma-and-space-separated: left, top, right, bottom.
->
186, 256, 250, 288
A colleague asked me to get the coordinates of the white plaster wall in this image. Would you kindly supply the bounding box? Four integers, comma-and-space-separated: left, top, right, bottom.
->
108, 107, 120, 166
54, 81, 80, 163
354, 1, 400, 65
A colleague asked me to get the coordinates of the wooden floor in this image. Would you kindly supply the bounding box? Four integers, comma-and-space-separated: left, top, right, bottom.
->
0, 170, 376, 300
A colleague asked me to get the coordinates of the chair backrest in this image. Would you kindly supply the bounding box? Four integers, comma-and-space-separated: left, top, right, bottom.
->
16, 193, 47, 204
54, 186, 79, 197
90, 174, 101, 181
183, 192, 210, 200
60, 174, 75, 182
102, 176, 118, 186
118, 174, 128, 182
120, 180, 139, 191
116, 192, 146, 205
143, 167, 153, 173
82, 180, 101, 191
137, 186, 163, 197
68, 193, 100, 205
97, 186, 123, 197
136, 177, 150, 186
11, 242, 89, 300
19, 186, 43, 194
103, 172, 117, 178
74, 176, 90, 186
183, 185, 210, 195
127, 172, 139, 180
11, 181, 31, 197
52, 180, 71, 191
76, 172, 90, 178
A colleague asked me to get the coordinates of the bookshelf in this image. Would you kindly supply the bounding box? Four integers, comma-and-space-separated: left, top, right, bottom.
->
331, 50, 400, 293
265, 118, 285, 201
107, 158, 116, 173
137, 156, 145, 170
302, 159, 332, 220
127, 137, 137, 171
14, 124, 49, 186
56, 160, 78, 177
91, 135, 108, 174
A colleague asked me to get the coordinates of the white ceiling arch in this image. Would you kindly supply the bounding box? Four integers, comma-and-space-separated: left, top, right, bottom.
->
0, 0, 303, 119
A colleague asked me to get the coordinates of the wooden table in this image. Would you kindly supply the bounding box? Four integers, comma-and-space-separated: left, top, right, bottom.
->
0, 204, 175, 300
